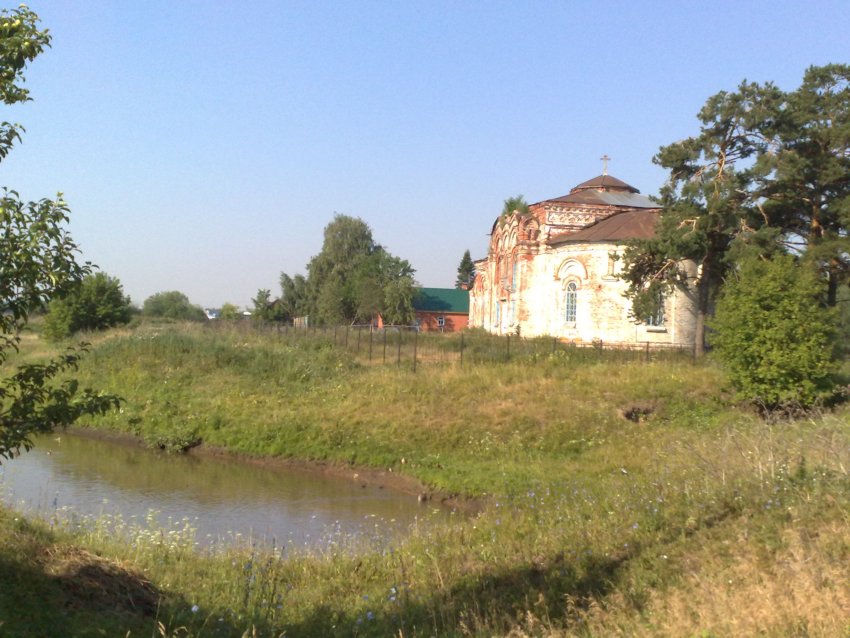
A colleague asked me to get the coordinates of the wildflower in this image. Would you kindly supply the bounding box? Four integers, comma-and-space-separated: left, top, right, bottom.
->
366, 611, 375, 621
191, 604, 200, 613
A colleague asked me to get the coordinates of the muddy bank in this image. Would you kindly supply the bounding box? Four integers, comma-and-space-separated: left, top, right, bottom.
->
65, 426, 483, 515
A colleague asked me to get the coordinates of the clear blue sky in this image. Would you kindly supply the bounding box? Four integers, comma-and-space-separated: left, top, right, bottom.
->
3, 1, 848, 308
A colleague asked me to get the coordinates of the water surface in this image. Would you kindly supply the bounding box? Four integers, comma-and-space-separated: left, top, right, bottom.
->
0, 433, 445, 549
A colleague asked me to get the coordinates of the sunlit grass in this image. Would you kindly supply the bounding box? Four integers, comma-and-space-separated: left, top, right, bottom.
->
3, 323, 850, 636
58, 323, 730, 495
6, 411, 849, 636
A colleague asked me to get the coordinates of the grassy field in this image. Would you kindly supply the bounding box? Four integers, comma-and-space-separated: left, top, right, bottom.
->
1, 322, 849, 636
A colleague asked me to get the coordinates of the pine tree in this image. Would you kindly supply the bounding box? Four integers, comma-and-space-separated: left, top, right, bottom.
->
456, 249, 475, 289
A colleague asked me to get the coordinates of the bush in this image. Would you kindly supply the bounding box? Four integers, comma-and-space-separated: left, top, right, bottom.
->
709, 255, 840, 411
142, 291, 206, 322
43, 272, 132, 340
219, 302, 240, 321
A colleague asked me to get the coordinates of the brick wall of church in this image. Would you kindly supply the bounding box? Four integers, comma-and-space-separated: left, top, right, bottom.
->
470, 216, 698, 348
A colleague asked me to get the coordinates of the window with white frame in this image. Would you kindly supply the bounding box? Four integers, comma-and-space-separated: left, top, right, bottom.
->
645, 306, 665, 328
604, 252, 617, 279
437, 316, 445, 329
564, 281, 577, 324
644, 296, 665, 328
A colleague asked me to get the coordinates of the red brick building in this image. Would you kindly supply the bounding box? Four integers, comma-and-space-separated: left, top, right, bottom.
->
413, 288, 469, 332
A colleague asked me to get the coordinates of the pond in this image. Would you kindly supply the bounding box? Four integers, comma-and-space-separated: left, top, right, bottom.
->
0, 432, 449, 550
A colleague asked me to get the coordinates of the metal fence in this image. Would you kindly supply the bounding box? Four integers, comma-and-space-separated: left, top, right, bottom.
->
222, 321, 697, 371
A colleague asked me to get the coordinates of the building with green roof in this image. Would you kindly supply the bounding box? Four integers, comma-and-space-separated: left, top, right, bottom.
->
413, 287, 469, 332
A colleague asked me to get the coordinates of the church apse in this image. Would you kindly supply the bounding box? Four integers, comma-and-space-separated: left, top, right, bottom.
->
469, 169, 698, 347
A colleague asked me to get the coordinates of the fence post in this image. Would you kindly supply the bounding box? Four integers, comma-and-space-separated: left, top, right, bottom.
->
333, 326, 337, 345
383, 329, 388, 364
413, 330, 418, 373
460, 332, 464, 368
506, 334, 510, 361
356, 327, 361, 353
645, 341, 650, 363
345, 325, 349, 348
368, 329, 373, 362
397, 329, 402, 366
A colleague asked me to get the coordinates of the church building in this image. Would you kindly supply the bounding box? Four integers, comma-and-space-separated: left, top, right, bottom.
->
468, 169, 698, 348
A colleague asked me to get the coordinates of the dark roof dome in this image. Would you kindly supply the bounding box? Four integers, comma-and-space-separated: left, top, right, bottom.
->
570, 174, 640, 194
548, 209, 659, 245
542, 172, 657, 209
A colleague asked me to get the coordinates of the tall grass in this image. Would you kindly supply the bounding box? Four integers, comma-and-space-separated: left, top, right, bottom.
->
64, 323, 725, 493
2, 322, 849, 636
9, 412, 847, 637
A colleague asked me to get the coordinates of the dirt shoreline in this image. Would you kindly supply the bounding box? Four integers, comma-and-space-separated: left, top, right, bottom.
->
65, 426, 483, 514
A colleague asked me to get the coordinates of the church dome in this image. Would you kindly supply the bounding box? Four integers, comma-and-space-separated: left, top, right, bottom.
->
542, 172, 657, 209
570, 174, 640, 194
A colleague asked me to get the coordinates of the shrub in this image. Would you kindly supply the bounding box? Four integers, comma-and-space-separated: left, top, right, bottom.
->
43, 272, 132, 340
709, 254, 840, 411
142, 291, 206, 322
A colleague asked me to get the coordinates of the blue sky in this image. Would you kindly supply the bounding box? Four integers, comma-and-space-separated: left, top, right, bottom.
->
3, 1, 849, 308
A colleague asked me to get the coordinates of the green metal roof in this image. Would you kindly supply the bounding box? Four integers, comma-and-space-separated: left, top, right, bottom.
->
413, 287, 469, 314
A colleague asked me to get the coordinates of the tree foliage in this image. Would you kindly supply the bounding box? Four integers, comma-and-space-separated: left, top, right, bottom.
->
219, 302, 240, 321
456, 249, 475, 289
621, 82, 778, 355
757, 64, 850, 305
709, 255, 840, 411
623, 65, 850, 359
251, 289, 282, 323
282, 214, 417, 325
0, 7, 119, 461
43, 272, 132, 341
278, 273, 308, 322
142, 291, 206, 322
382, 273, 417, 325
501, 195, 529, 217
838, 285, 850, 357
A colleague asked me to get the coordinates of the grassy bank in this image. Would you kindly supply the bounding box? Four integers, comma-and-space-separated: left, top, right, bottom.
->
72, 323, 728, 496
1, 323, 849, 636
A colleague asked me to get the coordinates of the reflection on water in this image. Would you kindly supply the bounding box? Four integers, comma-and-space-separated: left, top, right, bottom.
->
0, 433, 446, 549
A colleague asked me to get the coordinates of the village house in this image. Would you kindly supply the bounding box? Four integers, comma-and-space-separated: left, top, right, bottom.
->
413, 287, 469, 332
469, 170, 698, 347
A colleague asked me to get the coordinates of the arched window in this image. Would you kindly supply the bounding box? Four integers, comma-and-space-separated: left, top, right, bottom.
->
564, 282, 577, 324
645, 298, 665, 327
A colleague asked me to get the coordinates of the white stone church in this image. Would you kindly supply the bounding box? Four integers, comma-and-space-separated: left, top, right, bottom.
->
468, 171, 698, 347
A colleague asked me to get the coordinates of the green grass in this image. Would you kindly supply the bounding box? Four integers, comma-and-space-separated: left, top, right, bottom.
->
0, 508, 162, 637
65, 323, 726, 495
1, 322, 849, 636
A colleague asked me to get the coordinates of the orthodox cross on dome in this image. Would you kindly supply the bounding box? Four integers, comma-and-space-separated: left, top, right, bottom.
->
600, 154, 611, 176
